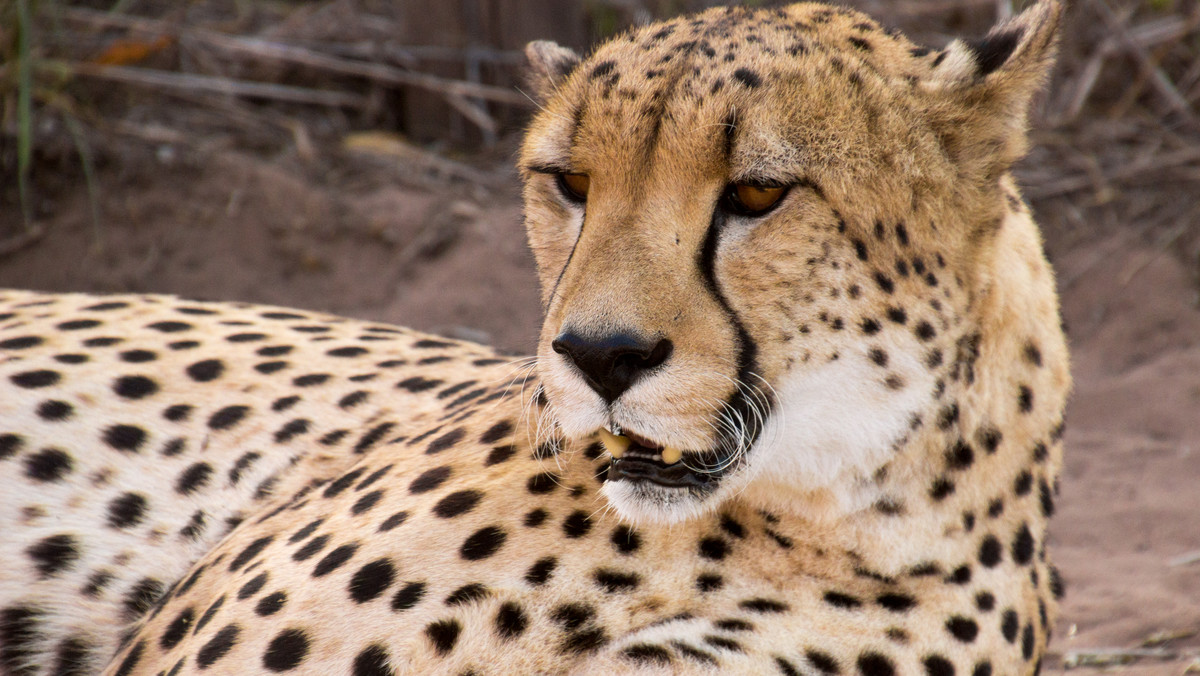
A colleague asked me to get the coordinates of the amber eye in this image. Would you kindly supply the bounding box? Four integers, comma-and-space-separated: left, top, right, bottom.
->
721, 183, 788, 217
555, 173, 590, 203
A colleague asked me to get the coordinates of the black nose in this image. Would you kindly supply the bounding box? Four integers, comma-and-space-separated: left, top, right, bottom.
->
552, 330, 673, 403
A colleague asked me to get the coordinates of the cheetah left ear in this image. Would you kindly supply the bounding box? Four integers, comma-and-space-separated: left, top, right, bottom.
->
922, 0, 1063, 179
524, 40, 581, 104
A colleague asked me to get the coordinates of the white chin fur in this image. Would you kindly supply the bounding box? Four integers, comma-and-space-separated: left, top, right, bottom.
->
601, 480, 719, 525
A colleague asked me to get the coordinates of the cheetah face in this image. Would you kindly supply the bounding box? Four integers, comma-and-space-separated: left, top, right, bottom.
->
520, 3, 1061, 523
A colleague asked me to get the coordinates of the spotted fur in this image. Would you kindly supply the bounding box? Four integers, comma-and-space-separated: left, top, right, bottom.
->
1, 2, 1066, 674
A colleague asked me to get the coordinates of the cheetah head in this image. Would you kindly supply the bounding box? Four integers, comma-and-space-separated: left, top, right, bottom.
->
521, 2, 1062, 523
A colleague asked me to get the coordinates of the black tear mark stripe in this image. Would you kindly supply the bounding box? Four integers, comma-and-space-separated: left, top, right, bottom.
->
697, 209, 768, 477
546, 209, 587, 313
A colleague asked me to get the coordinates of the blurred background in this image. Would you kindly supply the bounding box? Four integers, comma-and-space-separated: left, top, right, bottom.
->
1, 1, 1199, 672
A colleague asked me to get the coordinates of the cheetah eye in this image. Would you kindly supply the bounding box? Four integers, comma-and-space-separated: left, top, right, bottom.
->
720, 183, 788, 217
555, 173, 590, 204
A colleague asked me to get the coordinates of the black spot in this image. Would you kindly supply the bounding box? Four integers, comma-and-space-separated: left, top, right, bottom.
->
122, 577, 165, 620
946, 439, 975, 470
976, 591, 996, 612
494, 602, 528, 640
868, 348, 888, 367
208, 405, 250, 430
238, 572, 269, 600
610, 525, 641, 554
697, 573, 724, 592
924, 655, 955, 676
623, 644, 672, 665
805, 649, 840, 674
351, 490, 383, 515
256, 592, 286, 616
112, 640, 145, 676
391, 581, 427, 611
704, 635, 743, 652
313, 543, 359, 577
293, 535, 329, 561
823, 591, 861, 609
433, 490, 483, 518
964, 29, 1022, 76
699, 536, 728, 560
562, 511, 592, 538
733, 67, 762, 88
160, 607, 195, 649
196, 623, 240, 668
350, 559, 396, 603
523, 508, 548, 527
187, 359, 224, 382
551, 602, 594, 630
979, 535, 1003, 567
0, 335, 43, 349
714, 619, 753, 632
858, 652, 896, 676
862, 318, 881, 335
12, 370, 61, 388
409, 466, 452, 493
480, 420, 513, 443
874, 271, 895, 294
461, 526, 506, 560
593, 569, 639, 593
1039, 480, 1055, 517
176, 462, 214, 495
1018, 385, 1034, 412
1014, 470, 1033, 495
877, 593, 916, 612
398, 376, 442, 392
163, 404, 192, 422
562, 627, 609, 654
351, 644, 392, 676
946, 616, 979, 642
929, 477, 956, 501
739, 597, 788, 613
1012, 524, 1035, 565
525, 557, 557, 585
27, 533, 79, 577
57, 319, 101, 330
915, 321, 936, 341
293, 374, 331, 387
323, 467, 367, 499
946, 565, 972, 585
425, 619, 462, 655
263, 628, 309, 671
0, 605, 43, 673
107, 492, 148, 529
425, 427, 465, 455
338, 391, 369, 409
35, 399, 73, 421
82, 337, 120, 347
485, 445, 517, 466
25, 448, 73, 482
379, 511, 409, 532
1021, 623, 1035, 659
229, 536, 274, 572
0, 434, 22, 460
113, 375, 159, 399
527, 472, 560, 494
445, 583, 489, 606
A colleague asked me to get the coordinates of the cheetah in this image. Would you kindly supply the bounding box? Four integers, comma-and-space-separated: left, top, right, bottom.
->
0, 2, 1069, 674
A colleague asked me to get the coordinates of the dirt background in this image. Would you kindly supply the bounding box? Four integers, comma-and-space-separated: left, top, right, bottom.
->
2, 0, 1199, 672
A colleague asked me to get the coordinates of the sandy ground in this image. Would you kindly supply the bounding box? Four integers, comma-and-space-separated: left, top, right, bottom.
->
1, 149, 1198, 673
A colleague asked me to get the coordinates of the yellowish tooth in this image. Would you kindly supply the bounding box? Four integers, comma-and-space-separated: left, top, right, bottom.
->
599, 429, 630, 458
661, 445, 683, 465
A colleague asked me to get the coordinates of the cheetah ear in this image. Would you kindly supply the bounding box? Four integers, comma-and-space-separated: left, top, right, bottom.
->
524, 40, 581, 103
922, 0, 1063, 178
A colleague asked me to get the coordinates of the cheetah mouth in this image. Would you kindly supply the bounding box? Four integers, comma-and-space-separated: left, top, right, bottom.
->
599, 428, 724, 490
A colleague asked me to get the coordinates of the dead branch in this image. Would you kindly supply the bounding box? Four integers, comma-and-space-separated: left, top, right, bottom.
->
63, 62, 367, 108
59, 8, 529, 107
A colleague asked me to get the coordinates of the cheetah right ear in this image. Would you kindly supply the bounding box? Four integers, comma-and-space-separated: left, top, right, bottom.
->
921, 0, 1063, 179
524, 41, 581, 103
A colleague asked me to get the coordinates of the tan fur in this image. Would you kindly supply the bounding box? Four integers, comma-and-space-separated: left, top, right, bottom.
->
0, 3, 1067, 675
